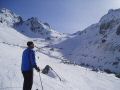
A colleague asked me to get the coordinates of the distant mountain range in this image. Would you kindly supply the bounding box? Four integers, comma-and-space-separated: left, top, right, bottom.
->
0, 8, 66, 40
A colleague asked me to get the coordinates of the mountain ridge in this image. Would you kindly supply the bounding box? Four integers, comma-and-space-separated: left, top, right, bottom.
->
0, 8, 66, 40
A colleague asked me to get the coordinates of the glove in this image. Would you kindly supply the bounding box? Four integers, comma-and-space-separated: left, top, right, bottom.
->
35, 66, 40, 72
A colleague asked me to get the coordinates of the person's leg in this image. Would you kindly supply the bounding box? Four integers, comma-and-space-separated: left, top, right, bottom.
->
28, 71, 33, 90
22, 71, 33, 90
22, 71, 29, 90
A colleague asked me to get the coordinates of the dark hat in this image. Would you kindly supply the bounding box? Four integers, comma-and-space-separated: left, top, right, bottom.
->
27, 41, 34, 47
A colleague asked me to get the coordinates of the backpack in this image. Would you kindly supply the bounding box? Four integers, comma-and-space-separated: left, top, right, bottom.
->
42, 65, 50, 74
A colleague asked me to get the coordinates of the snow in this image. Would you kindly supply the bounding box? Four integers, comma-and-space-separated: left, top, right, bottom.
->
100, 8, 120, 24
0, 24, 29, 45
52, 10, 120, 73
14, 17, 66, 40
0, 8, 20, 26
0, 25, 119, 90
0, 8, 120, 90
0, 41, 120, 90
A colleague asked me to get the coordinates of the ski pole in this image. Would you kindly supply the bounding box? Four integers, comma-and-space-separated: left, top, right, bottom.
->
50, 67, 62, 81
39, 72, 44, 90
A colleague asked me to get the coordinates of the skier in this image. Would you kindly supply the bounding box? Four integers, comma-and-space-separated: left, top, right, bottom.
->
21, 41, 40, 90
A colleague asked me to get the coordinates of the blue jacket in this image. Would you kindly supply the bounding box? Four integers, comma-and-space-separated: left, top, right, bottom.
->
21, 48, 37, 71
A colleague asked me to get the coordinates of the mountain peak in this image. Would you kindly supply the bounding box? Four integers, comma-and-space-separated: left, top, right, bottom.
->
99, 8, 120, 24
108, 8, 120, 14
0, 8, 13, 14
25, 17, 51, 31
27, 17, 40, 23
0, 8, 21, 26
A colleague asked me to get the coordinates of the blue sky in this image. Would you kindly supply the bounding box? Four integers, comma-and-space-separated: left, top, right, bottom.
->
0, 0, 120, 33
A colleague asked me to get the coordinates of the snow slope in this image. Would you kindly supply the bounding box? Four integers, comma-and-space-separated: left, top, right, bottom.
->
0, 8, 120, 90
0, 24, 29, 45
0, 38, 120, 90
53, 9, 120, 74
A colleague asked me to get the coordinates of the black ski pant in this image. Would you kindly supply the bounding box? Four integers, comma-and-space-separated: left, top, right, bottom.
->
22, 70, 33, 90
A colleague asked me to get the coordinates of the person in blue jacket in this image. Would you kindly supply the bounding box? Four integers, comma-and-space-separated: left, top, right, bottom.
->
21, 41, 40, 90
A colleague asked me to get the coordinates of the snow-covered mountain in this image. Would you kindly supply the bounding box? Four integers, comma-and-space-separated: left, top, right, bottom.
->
14, 17, 65, 39
0, 8, 120, 90
0, 8, 65, 40
53, 9, 120, 74
0, 8, 120, 74
0, 8, 22, 26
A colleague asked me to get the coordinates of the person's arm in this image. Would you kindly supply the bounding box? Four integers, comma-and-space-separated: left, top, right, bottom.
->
30, 50, 40, 72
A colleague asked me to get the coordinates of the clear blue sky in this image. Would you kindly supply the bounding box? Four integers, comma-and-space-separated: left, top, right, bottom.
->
0, 0, 120, 33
